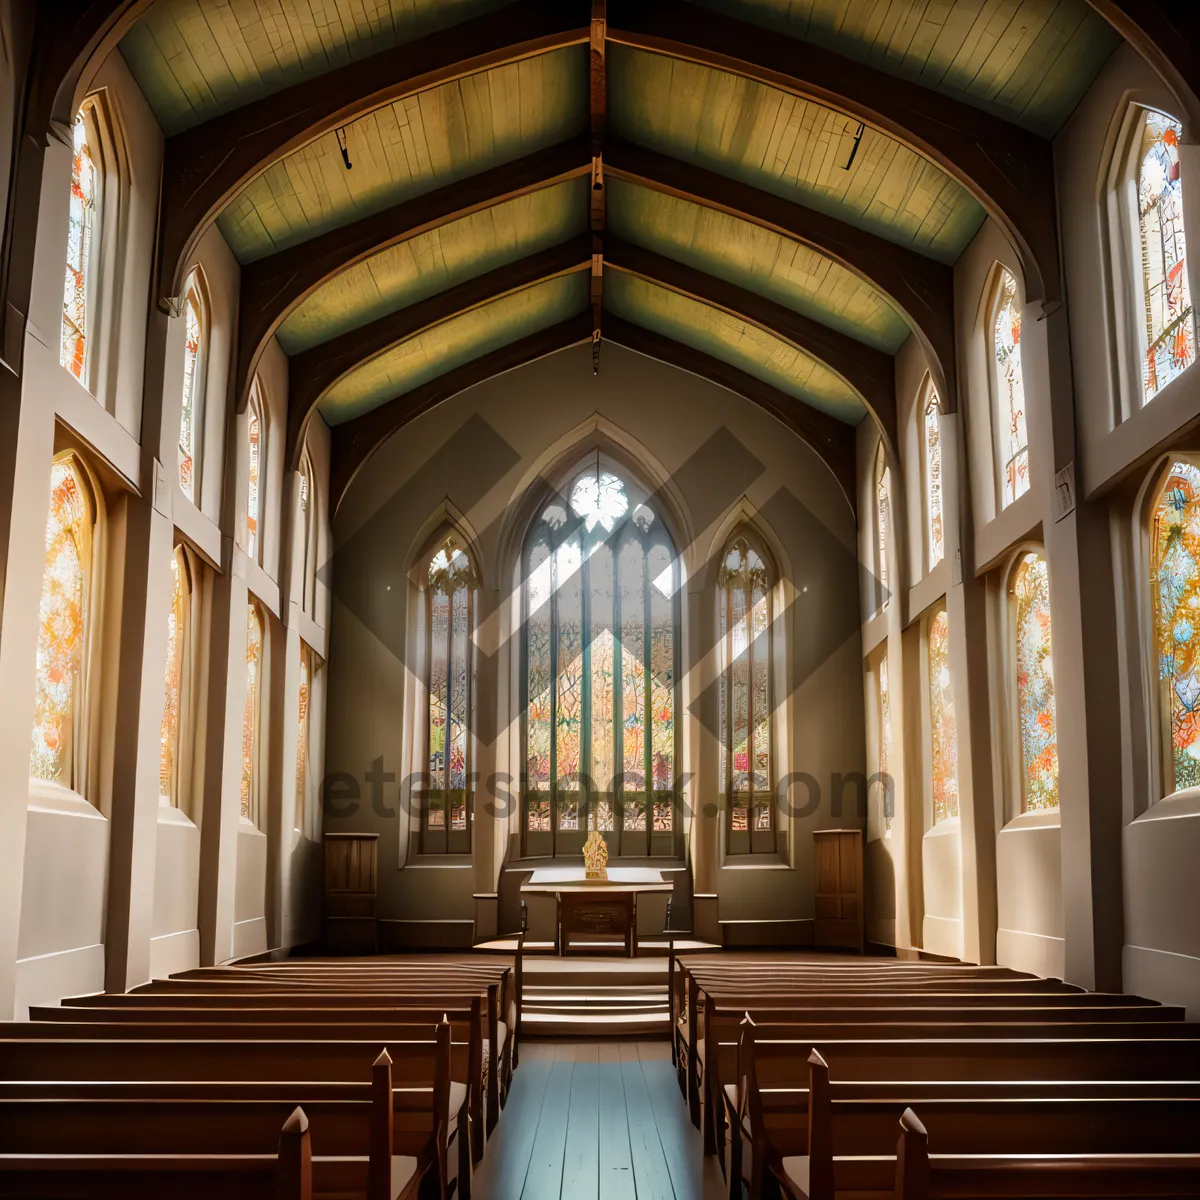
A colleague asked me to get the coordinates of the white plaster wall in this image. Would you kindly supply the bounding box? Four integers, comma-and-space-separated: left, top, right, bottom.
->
921, 821, 964, 959
233, 823, 269, 959
149, 804, 201, 976
995, 812, 1065, 977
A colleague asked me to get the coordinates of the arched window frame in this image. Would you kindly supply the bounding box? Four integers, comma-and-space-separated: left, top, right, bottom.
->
178, 271, 209, 503
60, 103, 103, 389
717, 527, 777, 855
519, 460, 681, 859
922, 381, 945, 572
159, 545, 196, 811
421, 531, 478, 855
245, 383, 266, 565
297, 450, 317, 616
295, 641, 319, 836
29, 449, 104, 804
241, 599, 265, 827
874, 443, 891, 613
924, 604, 959, 825
869, 643, 894, 840
1005, 547, 1059, 817
985, 265, 1030, 510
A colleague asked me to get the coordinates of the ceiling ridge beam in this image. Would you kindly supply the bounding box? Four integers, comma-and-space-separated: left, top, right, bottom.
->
286, 236, 593, 469
329, 312, 595, 508
605, 235, 896, 449
606, 0, 1059, 306
236, 135, 592, 420
605, 135, 956, 411
603, 313, 856, 510
156, 0, 591, 304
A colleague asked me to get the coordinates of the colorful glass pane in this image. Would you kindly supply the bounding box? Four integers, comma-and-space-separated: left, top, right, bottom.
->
296, 649, 310, 828
620, 539, 646, 794
30, 459, 89, 783
526, 540, 552, 803
159, 553, 185, 802
247, 405, 262, 560
179, 290, 201, 500
60, 112, 97, 383
556, 535, 583, 829
1014, 553, 1058, 811
428, 587, 448, 812
649, 542, 674, 831
590, 543, 615, 824
1139, 111, 1194, 402
876, 453, 890, 605
925, 395, 944, 567
928, 609, 959, 822
1152, 462, 1200, 790
994, 268, 1030, 507
240, 604, 262, 821
571, 470, 628, 532
878, 654, 893, 834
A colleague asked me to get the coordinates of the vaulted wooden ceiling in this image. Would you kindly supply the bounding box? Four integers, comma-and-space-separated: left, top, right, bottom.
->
116, 0, 1124, 503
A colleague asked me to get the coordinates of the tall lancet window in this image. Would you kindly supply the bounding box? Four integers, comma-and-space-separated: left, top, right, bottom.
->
522, 463, 678, 857
1138, 111, 1195, 401
928, 607, 958, 822
179, 281, 205, 500
992, 267, 1029, 507
1012, 552, 1058, 811
877, 653, 893, 836
246, 394, 263, 562
1151, 461, 1200, 793
30, 455, 95, 788
159, 550, 187, 805
424, 535, 476, 854
718, 533, 775, 854
241, 602, 264, 824
875, 445, 890, 610
296, 644, 314, 833
924, 389, 944, 568
61, 111, 99, 383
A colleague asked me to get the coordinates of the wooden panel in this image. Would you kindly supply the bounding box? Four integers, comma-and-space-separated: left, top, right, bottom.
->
605, 271, 865, 423
120, 0, 514, 134
217, 44, 588, 262
278, 175, 589, 353
608, 44, 984, 264
318, 271, 589, 424
813, 828, 863, 949
696, 0, 1121, 136
607, 177, 908, 354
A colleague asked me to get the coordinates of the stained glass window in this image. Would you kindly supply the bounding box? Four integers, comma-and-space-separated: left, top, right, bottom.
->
719, 534, 774, 851
928, 608, 958, 822
993, 268, 1030, 507
1013, 552, 1058, 811
522, 464, 678, 854
1151, 461, 1200, 792
877, 654, 893, 835
298, 457, 313, 613
925, 391, 944, 568
30, 457, 92, 785
296, 646, 311, 831
247, 399, 262, 561
240, 603, 263, 822
875, 447, 890, 609
424, 535, 475, 851
179, 286, 203, 500
1138, 110, 1195, 402
60, 111, 97, 383
159, 551, 186, 804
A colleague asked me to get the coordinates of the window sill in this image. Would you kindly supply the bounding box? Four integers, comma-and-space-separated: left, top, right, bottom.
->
405, 854, 474, 868
1135, 788, 1200, 824
27, 779, 104, 820
238, 815, 266, 837
924, 816, 961, 840
157, 801, 197, 830
1000, 807, 1061, 834
721, 855, 790, 870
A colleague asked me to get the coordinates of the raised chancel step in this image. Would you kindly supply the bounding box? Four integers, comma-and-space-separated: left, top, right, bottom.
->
518, 956, 675, 1038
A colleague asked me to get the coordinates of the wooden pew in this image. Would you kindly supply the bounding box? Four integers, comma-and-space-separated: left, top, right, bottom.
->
0, 1105, 313, 1200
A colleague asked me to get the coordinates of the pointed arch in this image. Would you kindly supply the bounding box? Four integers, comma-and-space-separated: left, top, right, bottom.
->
245, 380, 266, 564
922, 377, 945, 571
986, 264, 1030, 509
178, 267, 211, 502
241, 599, 265, 826
60, 105, 101, 385
874, 442, 891, 613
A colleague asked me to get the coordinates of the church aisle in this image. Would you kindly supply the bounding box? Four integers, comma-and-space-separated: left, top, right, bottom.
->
472, 1041, 726, 1199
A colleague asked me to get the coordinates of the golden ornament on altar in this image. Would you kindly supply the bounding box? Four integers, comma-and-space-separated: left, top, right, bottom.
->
583, 829, 609, 880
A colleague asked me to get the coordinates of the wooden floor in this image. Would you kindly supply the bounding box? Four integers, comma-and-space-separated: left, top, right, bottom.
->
472, 1041, 726, 1199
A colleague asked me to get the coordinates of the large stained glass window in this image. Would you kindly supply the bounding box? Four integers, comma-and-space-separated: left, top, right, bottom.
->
928, 608, 959, 822
246, 397, 263, 561
1151, 461, 1200, 792
424, 535, 476, 853
718, 534, 774, 854
179, 284, 203, 500
993, 268, 1030, 508
1013, 552, 1058, 811
296, 644, 312, 832
1138, 110, 1195, 402
159, 551, 187, 804
522, 464, 678, 856
924, 390, 944, 568
298, 454, 314, 615
876, 653, 893, 836
240, 602, 263, 822
875, 447, 890, 610
30, 456, 93, 786
61, 111, 98, 384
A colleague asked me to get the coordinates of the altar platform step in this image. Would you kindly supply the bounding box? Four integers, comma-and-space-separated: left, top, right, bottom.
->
475, 937, 720, 957
514, 956, 676, 1037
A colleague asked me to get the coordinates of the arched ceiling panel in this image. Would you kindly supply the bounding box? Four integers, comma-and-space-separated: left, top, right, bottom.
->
217, 44, 587, 262
119, 0, 516, 134
317, 270, 589, 425
606, 176, 909, 354
605, 272, 865, 424
278, 174, 589, 353
693, 0, 1121, 137
608, 44, 985, 264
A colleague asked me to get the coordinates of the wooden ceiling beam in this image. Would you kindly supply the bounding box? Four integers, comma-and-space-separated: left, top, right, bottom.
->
286, 236, 593, 470
156, 0, 590, 304
605, 136, 957, 412
607, 0, 1060, 306
329, 312, 595, 508
605, 236, 896, 449
237, 136, 592, 420
603, 314, 857, 510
